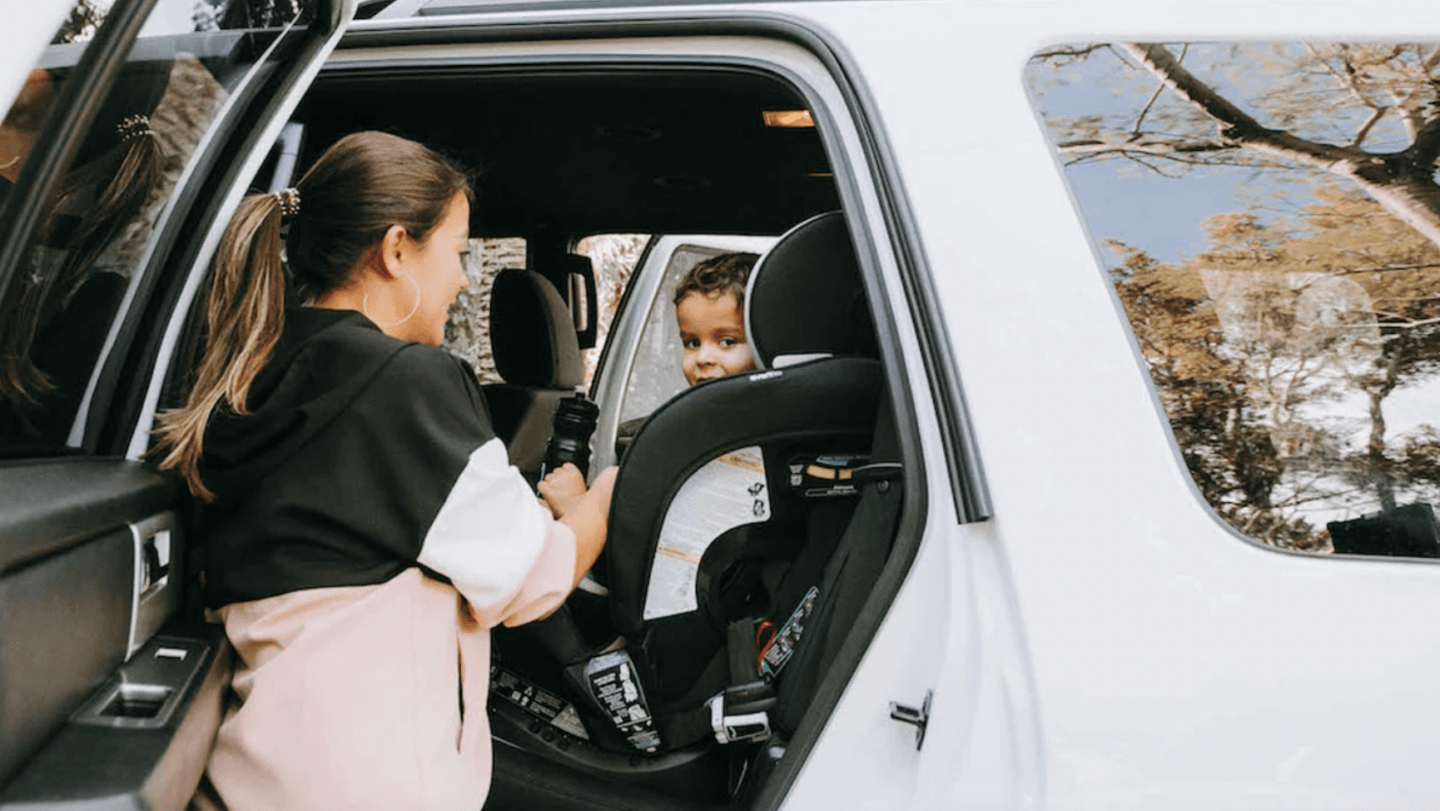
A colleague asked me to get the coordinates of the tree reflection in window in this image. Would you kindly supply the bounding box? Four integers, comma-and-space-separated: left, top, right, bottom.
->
1029, 43, 1440, 555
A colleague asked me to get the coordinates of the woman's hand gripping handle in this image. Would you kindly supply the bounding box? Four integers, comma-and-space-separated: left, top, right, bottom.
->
539, 463, 617, 590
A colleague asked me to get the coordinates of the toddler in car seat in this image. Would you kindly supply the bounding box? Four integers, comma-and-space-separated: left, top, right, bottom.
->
673, 252, 759, 385
615, 252, 761, 453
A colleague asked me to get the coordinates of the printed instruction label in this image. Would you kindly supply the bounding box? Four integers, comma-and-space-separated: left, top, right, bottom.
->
760, 586, 819, 680
644, 446, 770, 620
490, 664, 590, 740
584, 650, 661, 752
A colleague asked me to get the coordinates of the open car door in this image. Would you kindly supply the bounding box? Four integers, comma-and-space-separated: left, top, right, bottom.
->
0, 0, 353, 805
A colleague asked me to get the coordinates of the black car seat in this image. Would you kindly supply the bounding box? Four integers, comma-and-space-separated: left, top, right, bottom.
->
598, 211, 901, 753
481, 268, 585, 479
486, 213, 904, 805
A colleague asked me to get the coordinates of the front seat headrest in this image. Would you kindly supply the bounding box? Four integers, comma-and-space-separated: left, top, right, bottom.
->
489, 268, 584, 388
745, 211, 877, 368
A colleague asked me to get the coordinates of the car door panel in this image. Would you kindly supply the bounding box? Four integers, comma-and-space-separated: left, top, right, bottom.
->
0, 626, 230, 811
0, 0, 353, 803
0, 526, 133, 784
0, 462, 174, 795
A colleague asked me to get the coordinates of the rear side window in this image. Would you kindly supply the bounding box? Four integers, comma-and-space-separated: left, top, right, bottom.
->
576, 233, 648, 387
439, 235, 645, 388
0, 0, 315, 456
1029, 42, 1440, 559
444, 236, 527, 384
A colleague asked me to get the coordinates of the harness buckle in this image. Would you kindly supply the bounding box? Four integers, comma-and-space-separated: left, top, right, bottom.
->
707, 681, 775, 744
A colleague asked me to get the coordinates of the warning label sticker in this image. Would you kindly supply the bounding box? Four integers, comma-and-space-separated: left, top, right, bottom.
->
760, 586, 819, 680
584, 650, 661, 752
644, 446, 769, 620
490, 665, 590, 740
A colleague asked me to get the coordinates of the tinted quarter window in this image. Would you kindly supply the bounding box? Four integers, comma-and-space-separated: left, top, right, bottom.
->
576, 233, 647, 387
0, 0, 314, 456
444, 236, 527, 384
1028, 42, 1440, 558
440, 235, 640, 388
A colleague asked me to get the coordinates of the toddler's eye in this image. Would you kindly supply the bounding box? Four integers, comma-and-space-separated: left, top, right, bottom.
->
720, 337, 737, 348
682, 337, 700, 349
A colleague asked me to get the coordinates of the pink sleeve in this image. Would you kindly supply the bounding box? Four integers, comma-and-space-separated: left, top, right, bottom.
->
468, 515, 578, 629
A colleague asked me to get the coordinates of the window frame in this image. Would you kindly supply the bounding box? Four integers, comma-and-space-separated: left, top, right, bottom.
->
98, 0, 353, 457
0, 0, 353, 457
315, 20, 979, 806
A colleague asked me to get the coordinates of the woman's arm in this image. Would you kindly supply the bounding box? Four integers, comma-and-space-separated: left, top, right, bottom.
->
539, 464, 617, 590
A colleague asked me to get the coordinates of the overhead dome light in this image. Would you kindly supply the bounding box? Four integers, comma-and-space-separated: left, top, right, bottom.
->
762, 109, 815, 128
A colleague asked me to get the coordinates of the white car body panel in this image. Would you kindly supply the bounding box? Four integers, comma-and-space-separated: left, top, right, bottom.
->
1, 0, 73, 120
786, 2, 1440, 810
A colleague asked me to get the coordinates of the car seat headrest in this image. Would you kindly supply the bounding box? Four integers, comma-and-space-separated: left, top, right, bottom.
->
490, 268, 584, 389
745, 211, 877, 369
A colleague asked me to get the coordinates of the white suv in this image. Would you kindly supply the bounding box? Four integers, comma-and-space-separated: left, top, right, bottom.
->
6, 1, 1440, 809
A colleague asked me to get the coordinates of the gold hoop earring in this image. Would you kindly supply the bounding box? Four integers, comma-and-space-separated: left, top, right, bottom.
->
363, 275, 422, 328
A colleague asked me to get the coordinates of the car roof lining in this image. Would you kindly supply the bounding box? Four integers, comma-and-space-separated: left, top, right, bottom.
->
292, 64, 840, 238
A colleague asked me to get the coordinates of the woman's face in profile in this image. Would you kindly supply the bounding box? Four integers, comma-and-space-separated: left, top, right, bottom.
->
399, 192, 471, 347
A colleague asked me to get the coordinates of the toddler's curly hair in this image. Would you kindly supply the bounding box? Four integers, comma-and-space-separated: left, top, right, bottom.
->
673, 252, 760, 307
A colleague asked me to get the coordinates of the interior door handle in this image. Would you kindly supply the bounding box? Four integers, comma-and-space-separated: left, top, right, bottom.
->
136, 523, 171, 595
128, 512, 180, 658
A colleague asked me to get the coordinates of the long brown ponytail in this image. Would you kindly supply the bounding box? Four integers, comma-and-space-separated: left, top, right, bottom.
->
151, 193, 287, 500
153, 131, 471, 499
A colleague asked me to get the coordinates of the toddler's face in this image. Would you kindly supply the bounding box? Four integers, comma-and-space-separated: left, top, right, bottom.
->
676, 291, 755, 385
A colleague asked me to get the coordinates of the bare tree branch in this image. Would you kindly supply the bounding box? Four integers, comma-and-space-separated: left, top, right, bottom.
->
1407, 114, 1440, 168
1352, 106, 1389, 148
1306, 42, 1386, 123
1120, 42, 1440, 250
1058, 137, 1235, 157
1132, 44, 1186, 139
1119, 43, 1360, 172
1033, 43, 1112, 61
1333, 262, 1440, 275
1132, 81, 1169, 139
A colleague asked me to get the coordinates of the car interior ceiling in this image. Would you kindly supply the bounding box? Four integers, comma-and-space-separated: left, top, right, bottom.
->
166, 66, 902, 809
290, 67, 841, 239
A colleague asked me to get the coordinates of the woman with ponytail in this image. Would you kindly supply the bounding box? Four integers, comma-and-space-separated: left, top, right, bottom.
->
154, 131, 615, 810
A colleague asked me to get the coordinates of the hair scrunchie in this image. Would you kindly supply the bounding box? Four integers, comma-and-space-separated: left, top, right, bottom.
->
276, 187, 301, 224
116, 114, 153, 143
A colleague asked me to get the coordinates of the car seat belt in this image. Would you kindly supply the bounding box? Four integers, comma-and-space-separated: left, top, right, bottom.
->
657, 471, 903, 749
770, 400, 905, 738
652, 503, 850, 749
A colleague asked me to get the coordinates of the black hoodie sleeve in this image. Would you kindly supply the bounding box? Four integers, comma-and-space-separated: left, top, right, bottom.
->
202, 321, 544, 608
